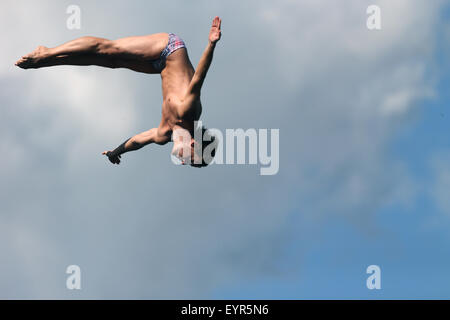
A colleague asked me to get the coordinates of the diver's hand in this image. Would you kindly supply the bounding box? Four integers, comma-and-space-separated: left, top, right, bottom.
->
102, 151, 121, 165
209, 16, 222, 44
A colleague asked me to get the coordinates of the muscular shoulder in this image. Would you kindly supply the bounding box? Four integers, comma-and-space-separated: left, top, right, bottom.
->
154, 127, 171, 145
179, 94, 202, 120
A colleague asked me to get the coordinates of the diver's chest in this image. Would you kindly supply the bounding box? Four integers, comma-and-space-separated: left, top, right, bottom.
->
163, 98, 202, 121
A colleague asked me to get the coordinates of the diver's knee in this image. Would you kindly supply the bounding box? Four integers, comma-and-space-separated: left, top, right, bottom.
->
97, 39, 116, 56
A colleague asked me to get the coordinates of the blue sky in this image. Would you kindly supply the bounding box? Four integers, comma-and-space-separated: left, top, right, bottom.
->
214, 6, 450, 299
1, 0, 450, 299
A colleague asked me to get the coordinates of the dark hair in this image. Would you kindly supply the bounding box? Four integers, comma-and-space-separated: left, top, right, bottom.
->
191, 127, 217, 168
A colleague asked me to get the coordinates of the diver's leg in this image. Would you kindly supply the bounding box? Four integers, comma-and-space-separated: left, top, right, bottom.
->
15, 33, 169, 74
15, 37, 112, 69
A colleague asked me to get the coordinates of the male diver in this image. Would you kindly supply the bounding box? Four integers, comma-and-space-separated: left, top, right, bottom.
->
16, 17, 222, 167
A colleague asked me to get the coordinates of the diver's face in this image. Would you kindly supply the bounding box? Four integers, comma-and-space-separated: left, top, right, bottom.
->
171, 139, 201, 165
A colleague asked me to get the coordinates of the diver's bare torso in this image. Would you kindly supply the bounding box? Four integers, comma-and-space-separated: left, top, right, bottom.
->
159, 47, 202, 139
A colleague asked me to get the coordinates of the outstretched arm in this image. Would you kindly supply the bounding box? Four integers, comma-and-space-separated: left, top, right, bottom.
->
102, 127, 169, 165
188, 16, 222, 96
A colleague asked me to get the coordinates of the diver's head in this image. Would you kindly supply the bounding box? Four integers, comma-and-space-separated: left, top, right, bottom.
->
171, 126, 217, 167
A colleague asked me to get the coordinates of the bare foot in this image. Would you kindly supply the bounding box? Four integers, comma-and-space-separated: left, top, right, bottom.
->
102, 151, 121, 165
15, 46, 50, 69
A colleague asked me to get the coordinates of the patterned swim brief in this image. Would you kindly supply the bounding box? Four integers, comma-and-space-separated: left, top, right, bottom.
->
150, 33, 186, 72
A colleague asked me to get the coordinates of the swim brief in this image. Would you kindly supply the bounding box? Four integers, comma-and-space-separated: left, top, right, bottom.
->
150, 33, 186, 72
